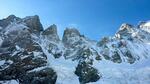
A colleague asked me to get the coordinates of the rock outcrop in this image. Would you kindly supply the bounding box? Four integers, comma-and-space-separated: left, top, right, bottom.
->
42, 24, 60, 42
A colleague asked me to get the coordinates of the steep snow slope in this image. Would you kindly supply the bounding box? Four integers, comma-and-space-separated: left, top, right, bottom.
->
35, 37, 79, 84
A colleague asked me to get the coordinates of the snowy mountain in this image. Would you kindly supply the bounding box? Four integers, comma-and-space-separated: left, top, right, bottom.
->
0, 15, 150, 84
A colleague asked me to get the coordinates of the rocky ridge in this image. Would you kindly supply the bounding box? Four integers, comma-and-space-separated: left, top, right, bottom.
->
0, 15, 150, 84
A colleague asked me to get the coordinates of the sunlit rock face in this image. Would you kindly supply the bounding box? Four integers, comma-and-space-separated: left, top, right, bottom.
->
23, 15, 44, 33
62, 28, 81, 47
0, 15, 150, 84
42, 24, 60, 42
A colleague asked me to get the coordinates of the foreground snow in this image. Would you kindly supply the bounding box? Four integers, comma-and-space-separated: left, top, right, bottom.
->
91, 59, 150, 84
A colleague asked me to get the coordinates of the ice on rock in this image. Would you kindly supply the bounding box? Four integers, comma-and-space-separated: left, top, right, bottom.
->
0, 60, 5, 66
0, 80, 18, 84
4, 23, 28, 35
0, 37, 3, 46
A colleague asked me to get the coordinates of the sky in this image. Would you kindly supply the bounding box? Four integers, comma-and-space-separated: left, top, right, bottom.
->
0, 0, 150, 40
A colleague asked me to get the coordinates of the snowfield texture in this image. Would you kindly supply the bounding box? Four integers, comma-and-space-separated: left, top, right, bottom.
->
0, 15, 150, 84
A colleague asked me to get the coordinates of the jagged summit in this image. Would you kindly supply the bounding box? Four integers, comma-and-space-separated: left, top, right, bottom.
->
42, 24, 57, 35
0, 15, 21, 28
5, 15, 19, 20
42, 24, 60, 42
62, 28, 82, 47
115, 23, 135, 39
62, 28, 81, 41
22, 15, 43, 33
0, 15, 43, 33
63, 28, 81, 37
138, 21, 150, 33
119, 23, 134, 30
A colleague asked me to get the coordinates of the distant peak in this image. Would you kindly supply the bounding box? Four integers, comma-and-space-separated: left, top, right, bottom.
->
5, 14, 21, 21
144, 21, 150, 27
119, 23, 134, 31
115, 23, 135, 39
0, 15, 21, 28
138, 21, 150, 33
7, 15, 17, 19
117, 23, 134, 34
140, 21, 150, 28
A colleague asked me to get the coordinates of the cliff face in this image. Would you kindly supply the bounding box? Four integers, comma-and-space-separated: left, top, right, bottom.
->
0, 15, 150, 84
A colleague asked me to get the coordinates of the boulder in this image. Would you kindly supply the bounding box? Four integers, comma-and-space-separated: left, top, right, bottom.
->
75, 61, 101, 84
19, 68, 57, 84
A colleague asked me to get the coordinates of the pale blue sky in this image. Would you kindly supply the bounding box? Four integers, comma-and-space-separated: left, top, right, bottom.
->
0, 0, 150, 40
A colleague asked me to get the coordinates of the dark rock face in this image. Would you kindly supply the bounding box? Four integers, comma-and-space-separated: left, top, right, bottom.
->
111, 51, 122, 63
0, 16, 56, 84
0, 32, 58, 84
42, 24, 60, 42
0, 15, 43, 33
23, 15, 44, 33
19, 68, 57, 84
62, 28, 81, 47
42, 24, 57, 35
75, 62, 101, 84
0, 50, 46, 80
125, 50, 136, 64
63, 28, 80, 38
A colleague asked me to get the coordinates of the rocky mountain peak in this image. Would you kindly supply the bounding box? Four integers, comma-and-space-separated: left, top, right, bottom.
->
63, 28, 80, 37
0, 15, 43, 34
62, 28, 81, 46
1, 15, 150, 84
119, 23, 134, 31
42, 24, 57, 35
115, 23, 135, 39
42, 24, 60, 42
6, 15, 17, 20
0, 15, 21, 28
23, 15, 43, 33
